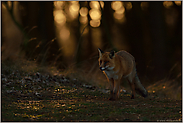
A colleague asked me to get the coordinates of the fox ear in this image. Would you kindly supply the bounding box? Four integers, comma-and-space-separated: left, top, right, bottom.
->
109, 50, 115, 59
98, 48, 103, 58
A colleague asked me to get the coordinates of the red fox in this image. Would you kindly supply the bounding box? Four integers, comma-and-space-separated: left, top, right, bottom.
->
98, 48, 148, 100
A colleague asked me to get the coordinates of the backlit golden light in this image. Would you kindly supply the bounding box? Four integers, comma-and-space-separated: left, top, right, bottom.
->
163, 1, 173, 8
88, 1, 102, 27
60, 26, 70, 41
99, 1, 104, 8
126, 2, 132, 10
53, 1, 76, 61
54, 1, 64, 9
115, 6, 125, 14
69, 1, 80, 19
114, 12, 125, 20
174, 1, 181, 6
90, 1, 100, 9
111, 1, 123, 11
54, 10, 66, 25
92, 29, 102, 48
89, 9, 101, 20
112, 1, 125, 23
141, 2, 149, 10
79, 7, 88, 17
90, 20, 100, 28
70, 3, 80, 12
6, 1, 12, 8
70, 1, 78, 4
80, 25, 89, 35
79, 16, 88, 24
2, 2, 6, 9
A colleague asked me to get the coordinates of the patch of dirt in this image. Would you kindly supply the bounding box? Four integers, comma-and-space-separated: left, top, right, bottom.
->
1, 64, 182, 122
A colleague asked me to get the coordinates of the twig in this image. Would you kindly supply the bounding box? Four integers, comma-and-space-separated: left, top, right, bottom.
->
165, 62, 178, 80
73, 24, 88, 59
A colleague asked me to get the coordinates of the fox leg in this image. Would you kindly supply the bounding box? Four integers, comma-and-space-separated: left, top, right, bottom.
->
117, 84, 120, 98
129, 82, 135, 99
113, 79, 121, 100
108, 79, 115, 100
127, 77, 136, 99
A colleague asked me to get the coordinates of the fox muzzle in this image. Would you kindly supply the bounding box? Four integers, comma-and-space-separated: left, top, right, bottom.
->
100, 67, 106, 71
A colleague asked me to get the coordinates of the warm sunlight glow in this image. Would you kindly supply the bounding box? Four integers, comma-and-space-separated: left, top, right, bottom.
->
141, 2, 149, 10
7, 1, 12, 8
89, 9, 101, 20
69, 2, 80, 19
115, 6, 125, 14
79, 7, 88, 17
174, 1, 181, 6
79, 16, 88, 24
113, 12, 126, 24
70, 1, 78, 4
70, 4, 80, 12
2, 3, 6, 9
54, 1, 64, 9
60, 26, 70, 41
80, 26, 89, 35
126, 2, 132, 10
163, 1, 173, 8
90, 20, 100, 28
90, 1, 100, 9
99, 1, 104, 8
112, 1, 125, 24
54, 10, 66, 25
114, 12, 125, 20
89, 1, 101, 28
92, 29, 102, 48
111, 1, 123, 11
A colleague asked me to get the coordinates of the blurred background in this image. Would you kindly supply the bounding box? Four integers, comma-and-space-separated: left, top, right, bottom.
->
1, 1, 182, 86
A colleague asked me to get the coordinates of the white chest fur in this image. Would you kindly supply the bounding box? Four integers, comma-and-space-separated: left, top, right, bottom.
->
103, 69, 119, 80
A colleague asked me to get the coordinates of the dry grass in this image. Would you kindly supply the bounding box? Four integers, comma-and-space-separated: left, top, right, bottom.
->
1, 59, 182, 121
2, 58, 107, 88
2, 59, 57, 76
147, 79, 182, 100
2, 58, 181, 100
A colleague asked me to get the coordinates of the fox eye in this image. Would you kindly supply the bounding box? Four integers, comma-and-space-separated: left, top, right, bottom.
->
104, 61, 109, 65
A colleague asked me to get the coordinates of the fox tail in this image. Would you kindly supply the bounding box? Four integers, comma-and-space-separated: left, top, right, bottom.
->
134, 74, 148, 98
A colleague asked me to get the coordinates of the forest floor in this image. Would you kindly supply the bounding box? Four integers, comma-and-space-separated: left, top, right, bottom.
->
1, 60, 182, 121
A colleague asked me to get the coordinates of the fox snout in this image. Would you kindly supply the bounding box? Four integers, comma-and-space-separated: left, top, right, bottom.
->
100, 67, 105, 71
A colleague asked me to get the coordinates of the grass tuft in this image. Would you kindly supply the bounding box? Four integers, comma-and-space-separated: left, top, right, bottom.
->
1, 59, 182, 121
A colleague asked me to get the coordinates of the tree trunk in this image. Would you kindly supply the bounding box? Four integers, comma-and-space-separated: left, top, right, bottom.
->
149, 2, 167, 79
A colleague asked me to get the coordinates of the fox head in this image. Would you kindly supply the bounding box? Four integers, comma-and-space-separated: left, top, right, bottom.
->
98, 48, 115, 71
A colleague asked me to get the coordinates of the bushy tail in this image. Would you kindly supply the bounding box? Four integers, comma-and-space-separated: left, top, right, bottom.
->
134, 74, 148, 98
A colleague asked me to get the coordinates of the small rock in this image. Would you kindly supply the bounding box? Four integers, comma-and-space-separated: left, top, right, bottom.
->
55, 82, 60, 86
36, 72, 41, 77
24, 76, 32, 81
